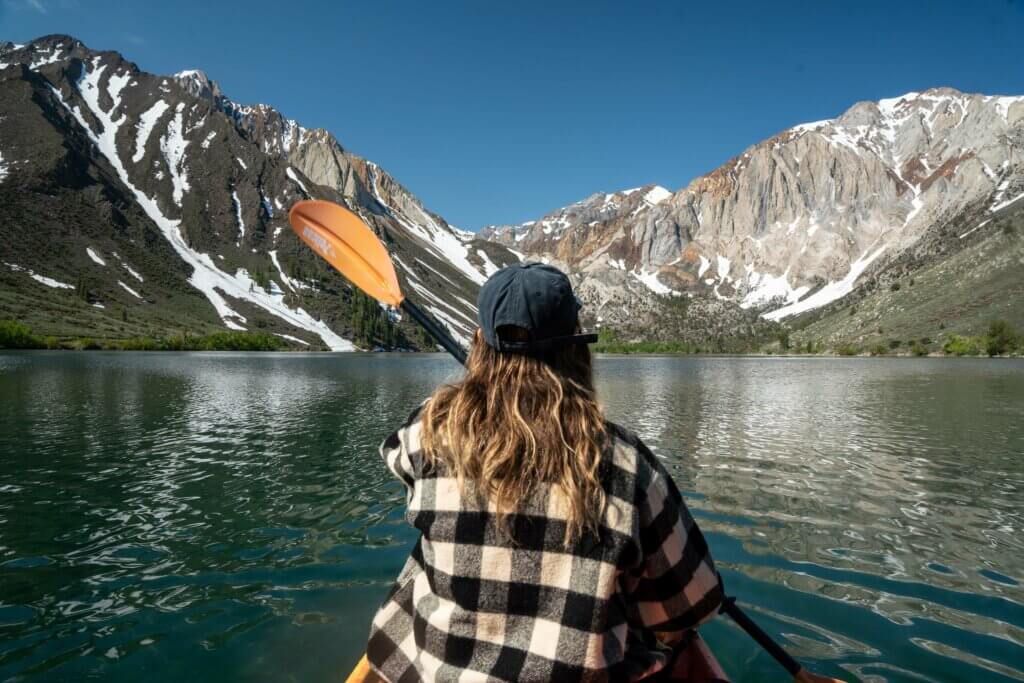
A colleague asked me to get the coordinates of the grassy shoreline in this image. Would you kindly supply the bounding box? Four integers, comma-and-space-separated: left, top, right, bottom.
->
2, 319, 1021, 357
0, 320, 289, 352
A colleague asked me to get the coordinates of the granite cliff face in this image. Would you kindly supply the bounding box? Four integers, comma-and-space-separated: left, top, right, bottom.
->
483, 89, 1024, 334
0, 36, 515, 349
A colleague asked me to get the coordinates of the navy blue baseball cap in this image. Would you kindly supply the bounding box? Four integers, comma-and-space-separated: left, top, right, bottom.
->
476, 262, 598, 353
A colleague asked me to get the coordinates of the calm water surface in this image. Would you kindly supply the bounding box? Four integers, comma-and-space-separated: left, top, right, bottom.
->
0, 353, 1021, 682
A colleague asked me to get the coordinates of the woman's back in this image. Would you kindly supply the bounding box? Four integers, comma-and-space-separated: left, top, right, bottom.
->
364, 264, 721, 682
367, 407, 722, 682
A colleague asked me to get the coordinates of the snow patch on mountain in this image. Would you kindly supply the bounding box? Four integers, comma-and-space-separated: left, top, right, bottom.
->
5, 262, 75, 289
643, 186, 672, 205
631, 268, 676, 296
405, 278, 473, 347
118, 280, 143, 299
740, 267, 809, 309
159, 103, 190, 206
276, 333, 309, 346
989, 95, 1024, 120
285, 167, 309, 196
232, 189, 245, 245
765, 246, 887, 321
268, 250, 303, 292
391, 254, 419, 281
991, 190, 1024, 214
86, 247, 106, 266
697, 255, 711, 278
28, 43, 66, 70
123, 264, 144, 282
132, 100, 169, 163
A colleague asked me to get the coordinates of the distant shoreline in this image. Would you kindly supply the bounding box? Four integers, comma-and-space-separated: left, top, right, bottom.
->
2, 320, 1020, 358
2, 348, 1021, 359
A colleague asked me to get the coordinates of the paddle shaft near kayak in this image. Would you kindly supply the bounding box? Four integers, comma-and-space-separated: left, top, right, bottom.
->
288, 199, 844, 683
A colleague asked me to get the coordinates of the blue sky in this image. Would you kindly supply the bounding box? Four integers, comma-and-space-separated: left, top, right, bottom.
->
3, 0, 1023, 229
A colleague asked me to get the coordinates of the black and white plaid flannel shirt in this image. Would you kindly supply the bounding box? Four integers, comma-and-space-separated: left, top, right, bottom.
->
366, 404, 722, 682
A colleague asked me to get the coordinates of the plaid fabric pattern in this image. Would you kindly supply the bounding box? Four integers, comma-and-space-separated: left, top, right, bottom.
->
366, 405, 722, 682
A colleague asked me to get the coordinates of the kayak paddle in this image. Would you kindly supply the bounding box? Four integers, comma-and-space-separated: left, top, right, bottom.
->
288, 199, 844, 683
288, 200, 466, 364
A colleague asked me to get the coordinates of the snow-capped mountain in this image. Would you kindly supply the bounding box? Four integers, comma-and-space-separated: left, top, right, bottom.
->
0, 36, 515, 349
2, 35, 1021, 351
483, 88, 1024, 333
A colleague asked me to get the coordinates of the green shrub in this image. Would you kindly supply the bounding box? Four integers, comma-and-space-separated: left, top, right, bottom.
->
869, 344, 888, 356
0, 320, 44, 349
119, 337, 163, 351
199, 331, 284, 351
943, 335, 981, 356
888, 339, 901, 349
592, 338, 700, 354
350, 289, 400, 349
910, 341, 929, 356
836, 344, 859, 356
101, 332, 286, 352
985, 319, 1017, 356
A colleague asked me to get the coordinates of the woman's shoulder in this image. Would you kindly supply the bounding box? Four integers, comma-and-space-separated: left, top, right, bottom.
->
602, 420, 667, 488
382, 400, 429, 451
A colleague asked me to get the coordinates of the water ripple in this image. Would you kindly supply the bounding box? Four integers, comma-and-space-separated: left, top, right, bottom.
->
0, 352, 1021, 681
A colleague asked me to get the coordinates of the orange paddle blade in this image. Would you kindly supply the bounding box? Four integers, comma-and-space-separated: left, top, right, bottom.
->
289, 200, 404, 307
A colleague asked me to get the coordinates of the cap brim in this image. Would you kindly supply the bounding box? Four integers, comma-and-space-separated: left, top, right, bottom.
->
495, 332, 599, 354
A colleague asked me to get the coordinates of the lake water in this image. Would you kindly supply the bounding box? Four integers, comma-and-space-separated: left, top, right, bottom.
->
0, 352, 1021, 682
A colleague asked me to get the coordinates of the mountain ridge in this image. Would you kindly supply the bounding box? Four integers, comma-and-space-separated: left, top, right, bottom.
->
2, 35, 1021, 353
0, 34, 516, 350
480, 86, 1023, 341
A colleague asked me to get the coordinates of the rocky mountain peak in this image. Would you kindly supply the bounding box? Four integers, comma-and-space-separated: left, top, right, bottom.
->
173, 69, 223, 104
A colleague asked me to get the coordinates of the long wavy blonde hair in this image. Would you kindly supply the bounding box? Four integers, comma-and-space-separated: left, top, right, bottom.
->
421, 328, 607, 543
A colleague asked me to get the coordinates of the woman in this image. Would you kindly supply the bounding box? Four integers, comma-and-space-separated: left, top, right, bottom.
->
365, 263, 723, 682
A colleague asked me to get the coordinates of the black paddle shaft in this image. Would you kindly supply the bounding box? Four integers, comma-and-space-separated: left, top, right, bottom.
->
400, 299, 467, 365
720, 594, 802, 676
400, 295, 806, 678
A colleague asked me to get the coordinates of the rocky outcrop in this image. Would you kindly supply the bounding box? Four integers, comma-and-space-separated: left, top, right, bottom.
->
483, 89, 1024, 332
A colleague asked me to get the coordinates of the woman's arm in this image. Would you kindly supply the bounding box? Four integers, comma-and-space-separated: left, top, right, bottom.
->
379, 403, 427, 492
629, 457, 723, 645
